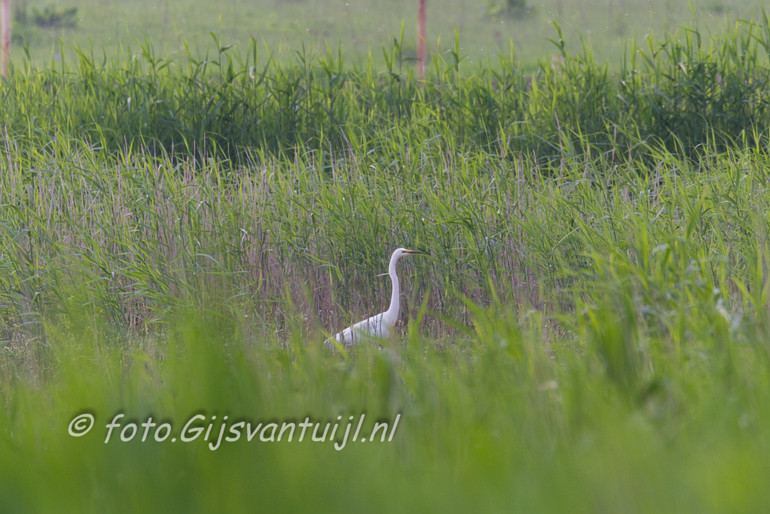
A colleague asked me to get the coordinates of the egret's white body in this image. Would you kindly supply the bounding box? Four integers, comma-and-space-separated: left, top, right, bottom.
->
326, 248, 426, 348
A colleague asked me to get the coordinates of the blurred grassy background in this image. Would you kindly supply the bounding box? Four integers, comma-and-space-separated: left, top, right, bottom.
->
8, 0, 769, 68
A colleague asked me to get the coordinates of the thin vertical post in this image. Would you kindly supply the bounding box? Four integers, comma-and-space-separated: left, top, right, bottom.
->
417, 0, 426, 80
1, 0, 10, 78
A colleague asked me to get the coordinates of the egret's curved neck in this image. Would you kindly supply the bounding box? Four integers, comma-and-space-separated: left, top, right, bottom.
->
384, 254, 401, 321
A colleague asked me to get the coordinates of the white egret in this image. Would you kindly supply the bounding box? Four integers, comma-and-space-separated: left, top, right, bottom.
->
326, 248, 427, 348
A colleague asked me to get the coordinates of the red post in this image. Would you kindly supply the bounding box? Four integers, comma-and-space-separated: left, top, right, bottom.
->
1, 0, 9, 78
417, 0, 426, 80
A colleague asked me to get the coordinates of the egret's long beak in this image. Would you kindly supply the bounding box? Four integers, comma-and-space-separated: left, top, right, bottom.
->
403, 249, 429, 255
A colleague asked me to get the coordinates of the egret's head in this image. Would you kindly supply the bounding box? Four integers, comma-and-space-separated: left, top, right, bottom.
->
384, 247, 428, 275
393, 247, 428, 260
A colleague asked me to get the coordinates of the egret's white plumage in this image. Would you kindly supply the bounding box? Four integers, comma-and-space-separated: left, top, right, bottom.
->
326, 248, 426, 348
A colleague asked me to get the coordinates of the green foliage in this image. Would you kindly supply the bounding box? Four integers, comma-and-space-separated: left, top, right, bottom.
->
2, 20, 770, 164
487, 0, 531, 18
27, 4, 79, 29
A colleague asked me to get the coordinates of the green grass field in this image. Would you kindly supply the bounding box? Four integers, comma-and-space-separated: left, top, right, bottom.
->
3, 1, 770, 513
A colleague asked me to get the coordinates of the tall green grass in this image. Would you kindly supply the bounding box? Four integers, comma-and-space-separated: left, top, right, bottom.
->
3, 18, 770, 163
2, 17, 770, 514
4, 128, 770, 342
